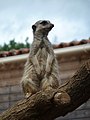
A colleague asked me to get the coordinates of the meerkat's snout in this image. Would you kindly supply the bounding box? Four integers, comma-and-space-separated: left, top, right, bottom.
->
50, 23, 54, 29
51, 24, 54, 28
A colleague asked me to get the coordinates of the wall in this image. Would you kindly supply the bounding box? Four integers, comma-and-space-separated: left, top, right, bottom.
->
0, 54, 90, 119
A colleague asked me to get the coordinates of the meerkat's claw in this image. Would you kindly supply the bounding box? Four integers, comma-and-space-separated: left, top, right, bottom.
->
25, 93, 32, 98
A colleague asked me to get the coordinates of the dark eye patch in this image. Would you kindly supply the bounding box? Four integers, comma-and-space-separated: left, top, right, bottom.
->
32, 25, 36, 32
40, 21, 48, 25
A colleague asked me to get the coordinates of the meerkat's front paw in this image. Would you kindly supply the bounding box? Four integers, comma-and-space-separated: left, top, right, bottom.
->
46, 64, 51, 75
35, 65, 41, 75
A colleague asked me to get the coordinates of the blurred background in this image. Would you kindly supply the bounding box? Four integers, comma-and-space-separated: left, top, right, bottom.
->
0, 0, 90, 45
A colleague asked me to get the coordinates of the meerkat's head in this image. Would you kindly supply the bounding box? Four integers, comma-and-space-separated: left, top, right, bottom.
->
32, 20, 54, 36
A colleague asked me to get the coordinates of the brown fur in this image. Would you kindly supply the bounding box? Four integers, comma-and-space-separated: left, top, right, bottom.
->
21, 20, 60, 98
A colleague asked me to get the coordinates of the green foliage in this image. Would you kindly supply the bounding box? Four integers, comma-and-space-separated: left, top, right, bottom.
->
25, 37, 30, 48
0, 38, 30, 51
3, 43, 10, 51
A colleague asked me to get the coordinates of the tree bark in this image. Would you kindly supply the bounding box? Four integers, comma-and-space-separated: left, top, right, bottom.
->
0, 60, 90, 120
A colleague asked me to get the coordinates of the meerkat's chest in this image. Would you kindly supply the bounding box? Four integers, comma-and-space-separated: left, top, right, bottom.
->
36, 47, 48, 63
36, 47, 48, 76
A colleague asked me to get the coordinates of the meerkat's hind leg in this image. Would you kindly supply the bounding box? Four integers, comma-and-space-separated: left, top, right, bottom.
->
23, 86, 32, 98
21, 80, 32, 98
41, 77, 53, 91
41, 75, 59, 92
21, 78, 39, 98
49, 75, 59, 89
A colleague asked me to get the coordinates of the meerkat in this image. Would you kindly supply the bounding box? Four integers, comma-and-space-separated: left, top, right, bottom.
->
21, 20, 60, 98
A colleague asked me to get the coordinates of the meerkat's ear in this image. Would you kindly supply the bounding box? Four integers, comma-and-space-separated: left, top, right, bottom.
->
32, 25, 36, 32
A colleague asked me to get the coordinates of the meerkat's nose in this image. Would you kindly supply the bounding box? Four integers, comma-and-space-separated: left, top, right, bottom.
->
50, 24, 54, 29
51, 24, 54, 27
51, 24, 54, 28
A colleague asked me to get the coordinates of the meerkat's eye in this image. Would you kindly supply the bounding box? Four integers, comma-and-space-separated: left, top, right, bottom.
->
40, 21, 48, 26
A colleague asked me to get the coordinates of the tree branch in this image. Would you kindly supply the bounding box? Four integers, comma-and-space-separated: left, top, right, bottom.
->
0, 60, 90, 120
